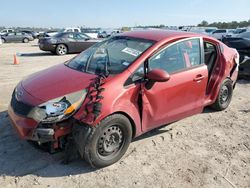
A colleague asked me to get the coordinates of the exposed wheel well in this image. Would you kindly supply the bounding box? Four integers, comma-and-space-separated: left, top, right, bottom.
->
112, 112, 137, 139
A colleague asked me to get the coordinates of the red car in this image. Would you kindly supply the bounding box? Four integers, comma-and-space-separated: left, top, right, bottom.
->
8, 30, 239, 167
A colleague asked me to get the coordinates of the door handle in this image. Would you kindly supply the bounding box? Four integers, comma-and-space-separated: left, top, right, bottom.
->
193, 74, 205, 81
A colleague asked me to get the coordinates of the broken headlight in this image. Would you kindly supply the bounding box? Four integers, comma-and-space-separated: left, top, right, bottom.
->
28, 89, 87, 123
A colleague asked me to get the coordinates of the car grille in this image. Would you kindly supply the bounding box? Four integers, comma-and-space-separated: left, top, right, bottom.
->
11, 92, 34, 116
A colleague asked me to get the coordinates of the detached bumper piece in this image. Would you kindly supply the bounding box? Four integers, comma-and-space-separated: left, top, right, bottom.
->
72, 122, 93, 159
31, 128, 55, 144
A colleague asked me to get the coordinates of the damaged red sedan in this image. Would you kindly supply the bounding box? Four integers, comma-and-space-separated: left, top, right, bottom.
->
8, 30, 239, 167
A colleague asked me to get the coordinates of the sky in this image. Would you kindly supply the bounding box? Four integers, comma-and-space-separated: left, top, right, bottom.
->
0, 0, 250, 28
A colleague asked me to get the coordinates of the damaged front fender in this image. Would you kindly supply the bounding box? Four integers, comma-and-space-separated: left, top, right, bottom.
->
72, 122, 94, 159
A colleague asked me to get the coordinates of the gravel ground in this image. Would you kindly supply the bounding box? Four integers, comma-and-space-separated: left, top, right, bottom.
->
0, 41, 249, 188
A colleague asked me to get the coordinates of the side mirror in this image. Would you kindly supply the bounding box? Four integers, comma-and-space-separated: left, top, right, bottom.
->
145, 69, 170, 90
146, 69, 170, 82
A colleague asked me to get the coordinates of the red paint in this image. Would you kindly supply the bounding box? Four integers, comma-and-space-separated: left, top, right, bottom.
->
8, 30, 239, 146
147, 69, 170, 82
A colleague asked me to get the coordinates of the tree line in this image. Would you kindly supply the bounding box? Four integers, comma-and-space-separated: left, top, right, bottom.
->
198, 20, 250, 29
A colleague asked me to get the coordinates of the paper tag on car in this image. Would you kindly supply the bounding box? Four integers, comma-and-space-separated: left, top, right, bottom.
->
122, 61, 130, 66
122, 47, 142, 57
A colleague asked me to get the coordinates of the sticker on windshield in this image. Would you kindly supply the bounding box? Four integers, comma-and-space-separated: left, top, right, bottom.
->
122, 47, 142, 57
122, 61, 130, 66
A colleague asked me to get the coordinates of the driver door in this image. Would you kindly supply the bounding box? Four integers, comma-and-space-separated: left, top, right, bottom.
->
141, 38, 208, 132
73, 33, 93, 52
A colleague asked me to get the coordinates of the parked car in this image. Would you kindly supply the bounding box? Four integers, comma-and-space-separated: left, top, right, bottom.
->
41, 30, 60, 38
40, 28, 81, 38
189, 27, 217, 35
210, 29, 233, 40
8, 30, 239, 168
222, 31, 250, 78
1, 32, 34, 43
20, 30, 39, 39
60, 27, 81, 33
81, 29, 99, 39
39, 32, 100, 55
98, 31, 109, 38
0, 29, 14, 35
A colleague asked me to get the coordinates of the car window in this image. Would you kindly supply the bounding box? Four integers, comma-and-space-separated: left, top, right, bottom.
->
213, 30, 226, 34
16, 33, 22, 36
74, 33, 89, 40
68, 33, 74, 39
8, 33, 15, 36
148, 38, 201, 74
74, 29, 79, 32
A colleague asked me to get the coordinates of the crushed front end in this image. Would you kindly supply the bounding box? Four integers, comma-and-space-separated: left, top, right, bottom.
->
8, 83, 88, 152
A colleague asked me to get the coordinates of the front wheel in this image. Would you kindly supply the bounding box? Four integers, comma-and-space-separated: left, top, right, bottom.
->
83, 114, 132, 168
23, 38, 29, 43
211, 78, 233, 111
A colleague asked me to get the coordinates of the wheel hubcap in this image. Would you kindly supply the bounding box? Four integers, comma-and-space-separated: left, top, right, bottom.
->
58, 45, 66, 54
98, 125, 123, 157
220, 85, 229, 103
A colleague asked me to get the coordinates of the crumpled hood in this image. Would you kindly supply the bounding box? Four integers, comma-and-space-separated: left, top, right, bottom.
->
21, 64, 96, 103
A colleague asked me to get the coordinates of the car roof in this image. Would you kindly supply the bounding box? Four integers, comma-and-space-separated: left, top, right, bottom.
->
120, 30, 202, 42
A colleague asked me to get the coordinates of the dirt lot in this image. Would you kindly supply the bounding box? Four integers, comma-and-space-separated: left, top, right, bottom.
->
0, 41, 249, 188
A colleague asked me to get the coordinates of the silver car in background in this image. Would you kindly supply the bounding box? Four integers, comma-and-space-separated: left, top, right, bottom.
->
1, 32, 34, 43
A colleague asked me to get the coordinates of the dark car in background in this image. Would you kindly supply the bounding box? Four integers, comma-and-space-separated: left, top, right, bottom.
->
20, 30, 39, 39
39, 32, 100, 55
223, 31, 250, 78
1, 32, 34, 43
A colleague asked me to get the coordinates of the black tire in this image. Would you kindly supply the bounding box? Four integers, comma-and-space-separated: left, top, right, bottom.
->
84, 114, 132, 168
1, 38, 6, 43
211, 78, 233, 111
56, 44, 68, 55
23, 38, 29, 43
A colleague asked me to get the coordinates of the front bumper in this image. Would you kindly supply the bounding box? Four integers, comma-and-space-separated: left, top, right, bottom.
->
8, 105, 37, 139
8, 104, 72, 149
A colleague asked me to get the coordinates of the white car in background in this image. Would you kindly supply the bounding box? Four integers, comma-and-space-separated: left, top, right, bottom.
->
0, 29, 14, 36
81, 29, 99, 39
44, 28, 81, 37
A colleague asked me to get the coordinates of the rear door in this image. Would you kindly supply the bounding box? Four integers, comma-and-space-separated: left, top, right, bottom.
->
66, 33, 78, 52
15, 32, 24, 42
141, 37, 208, 132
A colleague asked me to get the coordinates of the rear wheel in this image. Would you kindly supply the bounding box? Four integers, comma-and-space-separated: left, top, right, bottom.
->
1, 38, 6, 43
83, 114, 132, 168
211, 78, 233, 111
23, 38, 29, 43
56, 44, 68, 55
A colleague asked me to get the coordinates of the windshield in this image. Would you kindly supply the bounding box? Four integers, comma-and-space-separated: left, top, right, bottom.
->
66, 36, 155, 75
